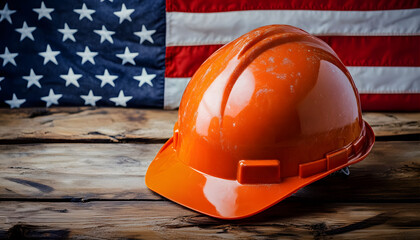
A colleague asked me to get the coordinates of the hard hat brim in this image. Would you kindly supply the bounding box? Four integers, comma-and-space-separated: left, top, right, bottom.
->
145, 121, 374, 220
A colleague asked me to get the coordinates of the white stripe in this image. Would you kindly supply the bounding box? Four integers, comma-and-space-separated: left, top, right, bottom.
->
166, 9, 420, 46
164, 77, 190, 109
348, 67, 420, 94
164, 67, 420, 109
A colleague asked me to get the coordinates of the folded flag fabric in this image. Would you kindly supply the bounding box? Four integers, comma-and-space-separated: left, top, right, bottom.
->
0, 0, 419, 110
0, 0, 165, 108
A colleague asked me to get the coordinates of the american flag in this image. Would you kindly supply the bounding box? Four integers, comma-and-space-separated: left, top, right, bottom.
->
0, 0, 419, 110
0, 0, 165, 108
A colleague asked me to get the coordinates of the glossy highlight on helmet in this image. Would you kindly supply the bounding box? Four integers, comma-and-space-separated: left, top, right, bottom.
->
146, 25, 375, 220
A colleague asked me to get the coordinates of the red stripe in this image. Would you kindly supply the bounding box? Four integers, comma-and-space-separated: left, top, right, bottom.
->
360, 94, 420, 111
166, 45, 223, 78
318, 36, 420, 67
167, 0, 420, 12
165, 36, 420, 78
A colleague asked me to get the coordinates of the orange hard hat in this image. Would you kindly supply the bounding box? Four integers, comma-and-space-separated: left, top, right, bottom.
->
146, 25, 375, 219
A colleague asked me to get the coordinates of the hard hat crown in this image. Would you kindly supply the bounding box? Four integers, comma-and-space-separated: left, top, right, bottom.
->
176, 25, 365, 181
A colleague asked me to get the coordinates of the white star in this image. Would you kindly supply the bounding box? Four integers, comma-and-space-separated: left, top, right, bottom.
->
110, 90, 132, 107
80, 90, 102, 106
114, 4, 134, 24
0, 76, 4, 90
134, 25, 156, 44
41, 89, 62, 107
95, 69, 117, 87
39, 44, 60, 65
0, 3, 16, 24
74, 3, 95, 21
76, 46, 98, 64
58, 23, 77, 42
5, 93, 25, 109
116, 47, 138, 65
33, 1, 54, 20
100, 0, 113, 2
60, 68, 82, 87
94, 25, 115, 44
0, 47, 18, 66
15, 21, 36, 41
133, 68, 156, 87
23, 69, 43, 88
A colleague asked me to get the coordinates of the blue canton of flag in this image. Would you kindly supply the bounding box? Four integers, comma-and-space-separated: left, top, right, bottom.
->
0, 0, 165, 108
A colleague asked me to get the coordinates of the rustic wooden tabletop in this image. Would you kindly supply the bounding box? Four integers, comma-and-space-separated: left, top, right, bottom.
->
0, 107, 419, 239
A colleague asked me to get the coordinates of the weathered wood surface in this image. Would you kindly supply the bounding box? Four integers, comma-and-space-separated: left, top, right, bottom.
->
0, 142, 419, 201
0, 107, 177, 143
1, 201, 419, 239
0, 107, 419, 239
363, 112, 420, 137
0, 108, 419, 143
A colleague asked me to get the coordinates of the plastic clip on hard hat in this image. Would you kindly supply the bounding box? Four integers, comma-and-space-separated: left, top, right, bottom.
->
146, 25, 375, 220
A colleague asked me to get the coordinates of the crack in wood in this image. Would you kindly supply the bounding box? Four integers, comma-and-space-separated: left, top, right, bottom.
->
312, 212, 391, 238
4, 178, 54, 193
7, 224, 70, 240
384, 162, 420, 177
0, 138, 168, 144
28, 109, 52, 118
375, 134, 420, 141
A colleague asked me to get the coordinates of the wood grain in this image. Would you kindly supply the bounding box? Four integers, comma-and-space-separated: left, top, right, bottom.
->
363, 112, 420, 137
0, 143, 161, 200
0, 142, 419, 201
0, 201, 419, 239
0, 107, 418, 238
0, 108, 418, 143
0, 107, 177, 143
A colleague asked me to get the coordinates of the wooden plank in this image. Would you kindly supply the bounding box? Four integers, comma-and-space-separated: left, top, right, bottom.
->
0, 201, 419, 239
0, 107, 177, 143
0, 143, 161, 200
363, 112, 420, 137
0, 108, 418, 143
0, 142, 419, 201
